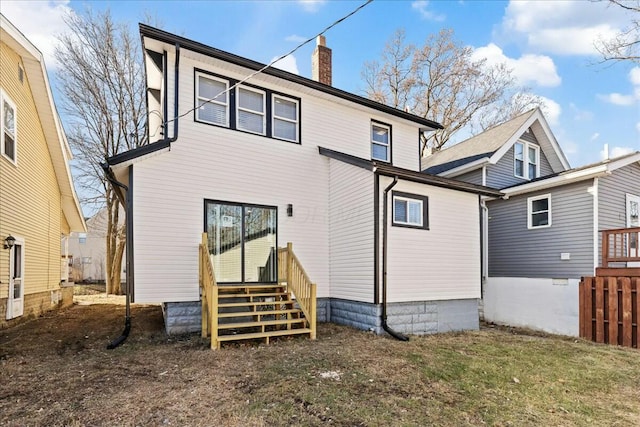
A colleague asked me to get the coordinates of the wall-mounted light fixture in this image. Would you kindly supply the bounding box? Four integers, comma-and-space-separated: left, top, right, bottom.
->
4, 235, 16, 250
287, 204, 293, 217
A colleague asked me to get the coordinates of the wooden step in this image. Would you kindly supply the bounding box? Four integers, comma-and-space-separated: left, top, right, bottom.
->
218, 284, 284, 292
217, 308, 303, 318
218, 300, 294, 309
218, 292, 288, 299
217, 327, 312, 343
218, 318, 307, 330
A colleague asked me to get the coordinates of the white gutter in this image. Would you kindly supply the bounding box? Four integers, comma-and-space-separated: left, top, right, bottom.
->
502, 165, 610, 198
591, 178, 599, 275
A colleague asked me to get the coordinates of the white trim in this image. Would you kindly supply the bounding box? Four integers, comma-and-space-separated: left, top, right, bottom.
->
481, 165, 487, 186
1, 89, 18, 165
436, 157, 490, 178
527, 193, 552, 229
514, 141, 525, 178
195, 72, 229, 127
591, 178, 599, 274
371, 122, 390, 162
527, 143, 540, 179
236, 85, 266, 135
271, 94, 299, 143
513, 140, 540, 180
7, 236, 25, 319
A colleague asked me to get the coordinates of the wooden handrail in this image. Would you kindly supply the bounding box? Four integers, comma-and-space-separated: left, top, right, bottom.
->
601, 227, 640, 267
278, 242, 317, 340
199, 232, 219, 349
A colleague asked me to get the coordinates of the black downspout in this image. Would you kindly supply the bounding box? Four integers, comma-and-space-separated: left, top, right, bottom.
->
381, 174, 409, 341
102, 165, 131, 350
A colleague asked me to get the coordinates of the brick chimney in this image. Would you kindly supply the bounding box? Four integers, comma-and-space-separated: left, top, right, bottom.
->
312, 35, 332, 85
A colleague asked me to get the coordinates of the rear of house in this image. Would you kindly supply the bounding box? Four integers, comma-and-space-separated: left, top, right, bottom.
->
0, 15, 86, 326
106, 25, 501, 339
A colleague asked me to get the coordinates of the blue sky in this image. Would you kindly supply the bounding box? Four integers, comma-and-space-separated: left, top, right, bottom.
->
2, 0, 639, 170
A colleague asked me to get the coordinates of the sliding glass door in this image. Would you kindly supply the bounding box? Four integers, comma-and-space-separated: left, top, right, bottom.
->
205, 200, 277, 283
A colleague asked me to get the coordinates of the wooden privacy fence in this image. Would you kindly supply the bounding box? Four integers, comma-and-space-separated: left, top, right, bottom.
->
278, 242, 317, 340
579, 276, 640, 348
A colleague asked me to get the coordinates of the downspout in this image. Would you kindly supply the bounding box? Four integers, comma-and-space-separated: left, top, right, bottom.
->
381, 175, 409, 341
102, 165, 131, 350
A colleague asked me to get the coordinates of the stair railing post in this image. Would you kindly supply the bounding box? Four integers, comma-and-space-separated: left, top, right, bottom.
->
286, 242, 293, 291
310, 283, 317, 340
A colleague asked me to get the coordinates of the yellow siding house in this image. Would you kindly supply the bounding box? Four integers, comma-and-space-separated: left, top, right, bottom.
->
0, 15, 86, 327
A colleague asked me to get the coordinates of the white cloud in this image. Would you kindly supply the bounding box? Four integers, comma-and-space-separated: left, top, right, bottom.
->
472, 43, 561, 87
270, 54, 299, 74
637, 122, 640, 134
501, 1, 629, 55
411, 1, 445, 22
569, 103, 594, 122
1, 0, 72, 70
285, 34, 307, 44
598, 93, 636, 106
298, 0, 326, 13
590, 133, 600, 142
538, 96, 561, 126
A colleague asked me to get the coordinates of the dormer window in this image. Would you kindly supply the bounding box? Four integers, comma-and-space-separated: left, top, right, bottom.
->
514, 141, 540, 180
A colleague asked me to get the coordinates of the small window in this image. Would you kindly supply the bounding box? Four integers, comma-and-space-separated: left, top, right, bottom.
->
371, 122, 390, 162
78, 233, 87, 244
237, 86, 266, 135
528, 194, 551, 229
1, 92, 17, 164
392, 191, 429, 230
272, 95, 299, 142
196, 74, 229, 127
82, 257, 92, 264
514, 140, 540, 180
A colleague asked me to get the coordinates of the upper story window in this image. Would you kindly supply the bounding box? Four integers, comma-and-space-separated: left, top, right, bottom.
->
392, 191, 429, 230
237, 86, 266, 135
514, 141, 540, 180
194, 69, 301, 144
196, 73, 228, 127
528, 194, 551, 229
272, 95, 299, 142
1, 91, 17, 164
371, 121, 391, 162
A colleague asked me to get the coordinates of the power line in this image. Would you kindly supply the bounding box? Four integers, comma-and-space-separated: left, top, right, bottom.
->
151, 0, 373, 138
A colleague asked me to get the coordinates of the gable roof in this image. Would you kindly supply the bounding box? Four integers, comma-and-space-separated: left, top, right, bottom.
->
319, 147, 503, 198
501, 151, 640, 197
139, 24, 443, 131
1, 14, 86, 232
422, 108, 570, 177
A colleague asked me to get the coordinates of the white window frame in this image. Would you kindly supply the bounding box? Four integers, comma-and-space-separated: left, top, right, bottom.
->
514, 140, 540, 180
371, 122, 390, 162
272, 94, 299, 142
528, 194, 552, 229
392, 192, 429, 230
1, 90, 18, 165
195, 73, 229, 127
236, 85, 266, 135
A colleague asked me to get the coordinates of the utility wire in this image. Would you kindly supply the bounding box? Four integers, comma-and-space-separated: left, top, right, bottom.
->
151, 0, 373, 138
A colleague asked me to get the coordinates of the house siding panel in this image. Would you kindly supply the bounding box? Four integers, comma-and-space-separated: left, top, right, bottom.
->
382, 178, 481, 302
454, 169, 483, 186
0, 41, 63, 302
597, 162, 640, 262
328, 160, 374, 303
487, 181, 594, 278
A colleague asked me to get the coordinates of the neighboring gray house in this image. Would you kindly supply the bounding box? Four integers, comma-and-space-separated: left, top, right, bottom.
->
424, 108, 640, 336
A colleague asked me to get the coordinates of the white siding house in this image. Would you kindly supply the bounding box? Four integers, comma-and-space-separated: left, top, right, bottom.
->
106, 25, 502, 335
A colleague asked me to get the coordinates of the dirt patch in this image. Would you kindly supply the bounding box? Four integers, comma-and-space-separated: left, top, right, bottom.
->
1, 299, 640, 426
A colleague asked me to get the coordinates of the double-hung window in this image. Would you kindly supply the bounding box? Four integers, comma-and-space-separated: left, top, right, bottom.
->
272, 95, 299, 142
1, 91, 17, 164
514, 140, 540, 180
528, 194, 551, 229
196, 73, 228, 127
371, 122, 391, 162
392, 191, 429, 230
237, 86, 266, 135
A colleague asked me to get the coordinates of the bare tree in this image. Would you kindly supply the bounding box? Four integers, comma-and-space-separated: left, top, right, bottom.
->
55, 9, 147, 294
362, 29, 542, 154
596, 0, 640, 63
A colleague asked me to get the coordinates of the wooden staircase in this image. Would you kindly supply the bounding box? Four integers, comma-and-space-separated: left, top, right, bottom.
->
199, 234, 317, 349
216, 283, 312, 345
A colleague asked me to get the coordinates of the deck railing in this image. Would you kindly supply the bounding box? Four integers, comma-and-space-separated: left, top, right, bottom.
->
601, 227, 640, 267
278, 242, 317, 340
199, 232, 219, 349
